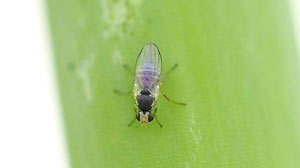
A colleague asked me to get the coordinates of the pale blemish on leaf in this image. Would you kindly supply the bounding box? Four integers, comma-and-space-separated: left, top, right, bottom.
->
184, 161, 190, 168
100, 0, 143, 39
77, 17, 86, 28
100, 0, 143, 67
77, 54, 95, 102
112, 48, 123, 66
188, 110, 202, 146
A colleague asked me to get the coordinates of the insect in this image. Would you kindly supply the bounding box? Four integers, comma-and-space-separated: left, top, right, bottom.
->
114, 42, 186, 127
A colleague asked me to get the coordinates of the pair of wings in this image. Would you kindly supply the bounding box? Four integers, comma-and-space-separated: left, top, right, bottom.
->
135, 43, 162, 92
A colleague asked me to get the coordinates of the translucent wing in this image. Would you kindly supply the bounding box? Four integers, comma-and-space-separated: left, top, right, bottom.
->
134, 43, 162, 96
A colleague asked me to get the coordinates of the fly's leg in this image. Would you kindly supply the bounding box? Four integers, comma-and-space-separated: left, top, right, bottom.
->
163, 93, 187, 106
162, 63, 178, 81
113, 89, 132, 95
153, 108, 163, 128
128, 116, 136, 127
114, 64, 135, 94
128, 108, 137, 127
123, 64, 135, 75
161, 63, 186, 106
165, 63, 178, 76
123, 64, 136, 83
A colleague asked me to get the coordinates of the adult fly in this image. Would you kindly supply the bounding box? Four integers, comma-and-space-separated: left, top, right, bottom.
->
114, 42, 186, 127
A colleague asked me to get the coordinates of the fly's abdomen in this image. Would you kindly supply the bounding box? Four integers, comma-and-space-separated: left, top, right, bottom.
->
136, 64, 160, 89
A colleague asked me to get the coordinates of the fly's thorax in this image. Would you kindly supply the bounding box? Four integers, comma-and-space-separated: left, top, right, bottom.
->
136, 89, 154, 111
134, 88, 157, 124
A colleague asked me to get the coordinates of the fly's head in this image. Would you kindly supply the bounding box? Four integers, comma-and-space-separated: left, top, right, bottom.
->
135, 89, 155, 124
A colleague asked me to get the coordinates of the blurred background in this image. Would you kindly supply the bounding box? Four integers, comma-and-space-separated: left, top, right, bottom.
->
0, 0, 299, 168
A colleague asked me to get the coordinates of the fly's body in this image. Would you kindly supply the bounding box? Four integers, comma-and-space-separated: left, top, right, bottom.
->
114, 42, 186, 127
133, 43, 162, 125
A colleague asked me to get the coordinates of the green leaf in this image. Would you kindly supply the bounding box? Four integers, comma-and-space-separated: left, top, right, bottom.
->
47, 0, 300, 167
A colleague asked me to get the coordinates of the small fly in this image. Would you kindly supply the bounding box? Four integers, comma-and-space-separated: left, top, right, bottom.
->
114, 42, 186, 128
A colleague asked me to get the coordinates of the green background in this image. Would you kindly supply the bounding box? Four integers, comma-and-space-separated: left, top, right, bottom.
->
48, 0, 300, 167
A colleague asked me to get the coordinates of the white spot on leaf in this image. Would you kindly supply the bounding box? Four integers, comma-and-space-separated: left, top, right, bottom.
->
100, 0, 143, 39
77, 54, 95, 102
112, 48, 123, 66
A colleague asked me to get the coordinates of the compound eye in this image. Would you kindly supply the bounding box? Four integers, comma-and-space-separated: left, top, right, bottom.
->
136, 113, 140, 121
148, 113, 154, 122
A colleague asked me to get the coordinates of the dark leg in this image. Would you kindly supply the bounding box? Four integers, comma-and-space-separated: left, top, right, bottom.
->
123, 64, 136, 82
128, 108, 138, 127
153, 108, 163, 128
163, 93, 187, 106
128, 116, 136, 127
113, 89, 132, 95
115, 64, 134, 95
164, 63, 178, 76
161, 63, 179, 82
123, 64, 135, 75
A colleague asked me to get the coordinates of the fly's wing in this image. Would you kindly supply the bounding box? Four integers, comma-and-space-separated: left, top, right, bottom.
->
135, 43, 162, 95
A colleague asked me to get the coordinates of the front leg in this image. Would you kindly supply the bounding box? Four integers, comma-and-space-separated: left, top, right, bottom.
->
161, 63, 178, 82
162, 93, 187, 106
123, 64, 135, 75
113, 89, 132, 95
128, 108, 138, 127
153, 108, 163, 128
